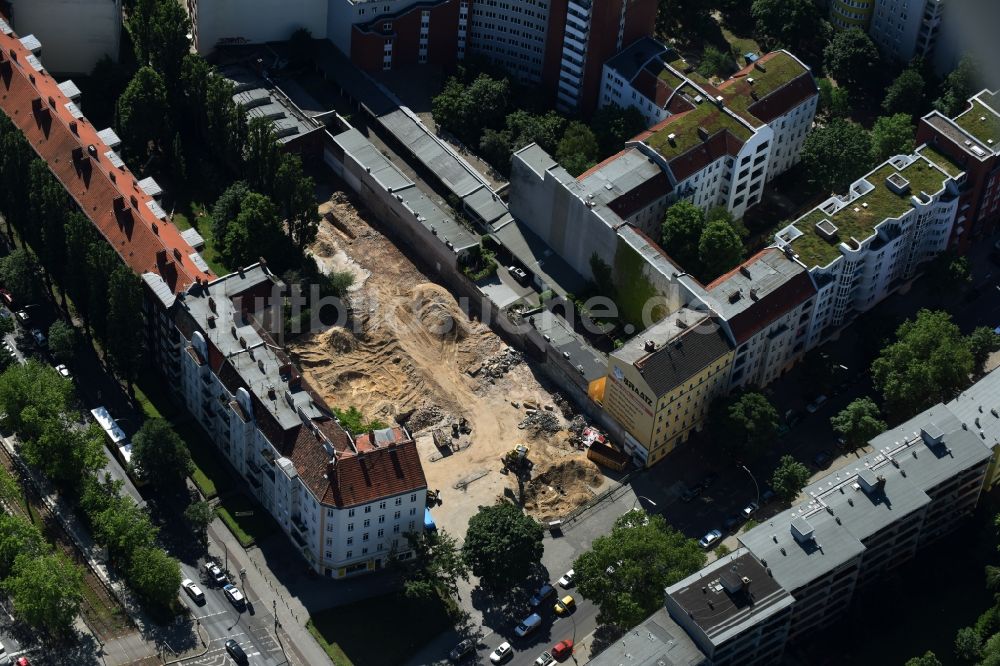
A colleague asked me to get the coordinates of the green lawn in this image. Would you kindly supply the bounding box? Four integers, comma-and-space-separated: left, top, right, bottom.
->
172, 205, 230, 277
720, 26, 759, 59
307, 590, 458, 666
215, 493, 278, 548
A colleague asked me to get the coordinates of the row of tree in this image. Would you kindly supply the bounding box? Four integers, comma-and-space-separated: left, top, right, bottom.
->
660, 201, 747, 283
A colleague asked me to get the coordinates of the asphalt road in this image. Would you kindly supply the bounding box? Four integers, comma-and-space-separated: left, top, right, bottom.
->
177, 559, 288, 666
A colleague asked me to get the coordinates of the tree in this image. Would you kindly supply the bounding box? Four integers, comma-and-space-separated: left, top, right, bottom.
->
709, 391, 779, 461
506, 110, 566, 154
823, 28, 879, 95
770, 455, 810, 502
274, 155, 320, 250
211, 181, 252, 247
0, 361, 74, 436
462, 502, 543, 589
64, 211, 99, 326
20, 419, 106, 489
479, 129, 513, 172
801, 119, 873, 192
431, 74, 512, 146
47, 321, 77, 363
697, 46, 736, 79
432, 78, 474, 143
332, 406, 387, 436
904, 651, 942, 666
86, 242, 120, 343
116, 66, 170, 161
184, 501, 214, 547
591, 104, 646, 156
126, 0, 157, 64
0, 248, 41, 306
934, 56, 979, 117
574, 513, 705, 629
131, 419, 193, 490
556, 122, 600, 177
883, 68, 926, 117
397, 529, 469, 600
288, 28, 314, 66
661, 201, 705, 270
128, 546, 182, 608
871, 113, 915, 162
4, 552, 83, 635
148, 0, 191, 92
106, 265, 144, 387
968, 326, 1000, 374
223, 192, 283, 266
706, 206, 749, 240
871, 309, 974, 417
84, 55, 137, 131
750, 0, 823, 53
91, 494, 158, 564
28, 160, 70, 292
830, 397, 886, 450
0, 515, 46, 579
698, 219, 743, 281
955, 626, 982, 662
244, 117, 283, 193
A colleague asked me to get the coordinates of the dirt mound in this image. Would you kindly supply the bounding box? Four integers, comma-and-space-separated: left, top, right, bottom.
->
401, 283, 469, 341
522, 459, 605, 522
316, 326, 358, 354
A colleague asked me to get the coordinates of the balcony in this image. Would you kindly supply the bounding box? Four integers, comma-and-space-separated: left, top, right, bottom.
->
291, 513, 308, 535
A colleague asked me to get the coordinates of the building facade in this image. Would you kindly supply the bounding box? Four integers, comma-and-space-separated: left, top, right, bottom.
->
603, 309, 734, 467
346, 0, 460, 71
830, 0, 874, 30
188, 0, 328, 54
6, 0, 121, 74
868, 0, 944, 64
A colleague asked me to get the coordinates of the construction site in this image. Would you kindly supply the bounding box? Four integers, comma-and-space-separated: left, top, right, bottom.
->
290, 192, 612, 536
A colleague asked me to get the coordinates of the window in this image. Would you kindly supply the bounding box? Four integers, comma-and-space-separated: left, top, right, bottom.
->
378, 515, 385, 524
346, 550, 352, 559
327, 509, 334, 518
410, 508, 417, 516
377, 529, 384, 538
362, 547, 368, 555
383, 21, 392, 30
363, 532, 370, 542
393, 524, 400, 533
348, 509, 355, 517
379, 502, 386, 510
347, 523, 354, 532
364, 505, 372, 514
363, 519, 370, 528
409, 521, 416, 530
395, 498, 402, 506
325, 550, 333, 559
347, 536, 353, 545
394, 511, 401, 519
326, 537, 333, 547
411, 494, 417, 502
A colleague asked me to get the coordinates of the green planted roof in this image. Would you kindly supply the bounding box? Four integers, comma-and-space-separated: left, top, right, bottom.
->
954, 100, 1000, 148
789, 158, 952, 268
721, 52, 807, 114
917, 145, 964, 178
656, 65, 684, 90
645, 88, 753, 160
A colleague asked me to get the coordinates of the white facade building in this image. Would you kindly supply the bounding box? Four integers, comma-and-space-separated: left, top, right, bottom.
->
466, 0, 549, 84
7, 0, 121, 74
869, 0, 943, 65
187, 0, 327, 54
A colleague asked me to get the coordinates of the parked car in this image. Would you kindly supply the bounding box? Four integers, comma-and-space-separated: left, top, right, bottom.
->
0, 289, 14, 308
509, 266, 528, 283
552, 640, 573, 661
554, 595, 576, 615
490, 642, 513, 664
449, 638, 476, 662
530, 583, 556, 608
14, 659, 29, 666
557, 569, 576, 588
223, 583, 245, 607
698, 529, 723, 549
225, 639, 248, 665
742, 501, 758, 519
515, 613, 542, 638
680, 485, 702, 502
204, 561, 226, 585
14, 310, 29, 325
181, 578, 205, 604
54, 364, 71, 379
534, 651, 554, 666
30, 328, 45, 347
813, 450, 832, 468
806, 395, 828, 413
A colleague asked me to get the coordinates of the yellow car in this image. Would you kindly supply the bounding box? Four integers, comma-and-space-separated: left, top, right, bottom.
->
554, 595, 575, 615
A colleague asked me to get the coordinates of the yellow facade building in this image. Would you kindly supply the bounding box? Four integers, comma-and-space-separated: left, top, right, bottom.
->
603, 309, 734, 468
831, 0, 874, 30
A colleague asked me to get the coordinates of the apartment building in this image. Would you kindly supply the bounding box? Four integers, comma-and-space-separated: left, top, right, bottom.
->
869, 0, 944, 64
916, 89, 1000, 251
774, 150, 961, 347
0, 21, 429, 579
704, 249, 816, 390
603, 309, 734, 468
657, 386, 995, 664
830, 0, 875, 30
348, 0, 461, 71
5, 0, 121, 74
599, 43, 818, 218
187, 0, 328, 54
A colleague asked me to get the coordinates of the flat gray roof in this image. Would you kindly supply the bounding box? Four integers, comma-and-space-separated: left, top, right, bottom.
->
462, 185, 509, 226
491, 216, 588, 298
706, 248, 805, 321
222, 66, 318, 145
589, 607, 707, 666
947, 366, 1000, 454
530, 309, 607, 382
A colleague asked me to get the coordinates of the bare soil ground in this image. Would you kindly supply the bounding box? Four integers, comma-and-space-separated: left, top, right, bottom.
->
290, 193, 606, 536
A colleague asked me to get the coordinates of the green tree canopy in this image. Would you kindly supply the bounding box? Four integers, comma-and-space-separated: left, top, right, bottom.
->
905, 651, 942, 666
770, 455, 811, 503
709, 391, 779, 461
750, 0, 823, 53
934, 56, 979, 117
243, 117, 283, 194
0, 514, 46, 579
211, 181, 252, 247
870, 113, 916, 162
148, 0, 191, 91
801, 119, 873, 192
131, 418, 193, 490
20, 419, 106, 489
0, 248, 41, 306
592, 104, 647, 155
90, 492, 159, 564
556, 122, 600, 177
574, 512, 705, 629
661, 200, 706, 270
223, 192, 283, 267
882, 68, 926, 117
698, 219, 744, 281
955, 626, 982, 662
431, 74, 512, 146
4, 552, 83, 635
274, 154, 320, 250
0, 361, 74, 439
397, 529, 469, 601
830, 397, 886, 450
697, 46, 736, 79
823, 28, 880, 95
184, 500, 214, 547
462, 502, 543, 589
969, 326, 1000, 374
47, 320, 77, 364
107, 265, 145, 387
116, 66, 170, 161
871, 309, 973, 417
128, 546, 182, 608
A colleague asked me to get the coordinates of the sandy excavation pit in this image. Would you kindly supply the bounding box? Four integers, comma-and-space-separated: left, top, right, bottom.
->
291, 193, 607, 536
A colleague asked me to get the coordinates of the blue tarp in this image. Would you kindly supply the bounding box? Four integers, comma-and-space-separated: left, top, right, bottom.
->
424, 507, 437, 531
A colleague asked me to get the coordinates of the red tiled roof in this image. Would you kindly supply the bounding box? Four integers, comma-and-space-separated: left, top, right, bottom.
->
0, 25, 212, 293
668, 131, 745, 182
719, 52, 817, 125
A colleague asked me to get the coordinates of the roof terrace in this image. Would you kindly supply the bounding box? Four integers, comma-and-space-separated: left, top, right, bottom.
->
645, 90, 753, 160
785, 156, 952, 268
954, 99, 1000, 150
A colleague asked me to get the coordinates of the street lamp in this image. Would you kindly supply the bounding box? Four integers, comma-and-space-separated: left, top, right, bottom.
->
631, 495, 657, 512
740, 465, 760, 507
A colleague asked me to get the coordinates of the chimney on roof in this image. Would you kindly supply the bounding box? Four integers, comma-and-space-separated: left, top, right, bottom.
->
739, 266, 751, 278
208, 296, 216, 312
749, 289, 758, 301
207, 314, 216, 327
697, 127, 709, 141
644, 340, 656, 353
156, 249, 167, 266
